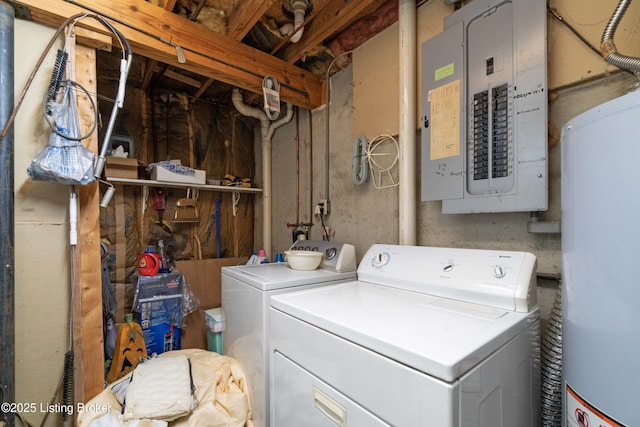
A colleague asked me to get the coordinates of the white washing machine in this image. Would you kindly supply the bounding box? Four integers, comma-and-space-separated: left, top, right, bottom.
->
221, 240, 357, 427
269, 244, 540, 426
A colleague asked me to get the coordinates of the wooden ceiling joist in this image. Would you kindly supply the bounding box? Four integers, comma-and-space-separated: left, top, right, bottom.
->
226, 0, 277, 41
193, 77, 215, 100
157, 66, 203, 88
15, 0, 324, 109
140, 0, 175, 93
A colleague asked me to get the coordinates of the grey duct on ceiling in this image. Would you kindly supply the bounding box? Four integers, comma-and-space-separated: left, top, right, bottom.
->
0, 1, 15, 424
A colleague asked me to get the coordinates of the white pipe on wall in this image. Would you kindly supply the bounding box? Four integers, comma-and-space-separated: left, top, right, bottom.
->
232, 88, 293, 257
290, 0, 307, 43
398, 0, 417, 245
280, 0, 308, 44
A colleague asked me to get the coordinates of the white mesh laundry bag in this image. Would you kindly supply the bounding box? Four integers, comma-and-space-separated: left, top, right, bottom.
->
27, 83, 95, 185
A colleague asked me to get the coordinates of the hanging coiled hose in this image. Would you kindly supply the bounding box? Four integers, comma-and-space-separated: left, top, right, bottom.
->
352, 135, 368, 185
601, 0, 640, 74
540, 287, 563, 427
367, 134, 400, 189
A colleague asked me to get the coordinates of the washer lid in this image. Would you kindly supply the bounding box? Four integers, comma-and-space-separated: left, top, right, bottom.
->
270, 281, 538, 382
222, 263, 356, 291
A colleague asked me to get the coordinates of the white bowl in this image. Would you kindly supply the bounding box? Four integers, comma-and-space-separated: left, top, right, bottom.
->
284, 250, 324, 271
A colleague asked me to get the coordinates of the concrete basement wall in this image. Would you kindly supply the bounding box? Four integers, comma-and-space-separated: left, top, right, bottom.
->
267, 0, 640, 324
269, 0, 640, 265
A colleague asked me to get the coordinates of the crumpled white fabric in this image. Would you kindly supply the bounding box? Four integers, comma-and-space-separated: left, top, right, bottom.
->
123, 355, 195, 422
90, 412, 167, 427
79, 349, 253, 427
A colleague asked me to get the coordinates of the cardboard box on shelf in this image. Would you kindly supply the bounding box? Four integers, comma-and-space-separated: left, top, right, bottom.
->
105, 157, 144, 179
150, 161, 206, 185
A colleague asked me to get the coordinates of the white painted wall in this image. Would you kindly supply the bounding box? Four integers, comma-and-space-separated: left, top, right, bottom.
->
13, 19, 71, 427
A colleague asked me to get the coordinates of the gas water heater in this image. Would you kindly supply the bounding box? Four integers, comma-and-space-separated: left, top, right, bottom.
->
421, 0, 547, 213
561, 89, 640, 427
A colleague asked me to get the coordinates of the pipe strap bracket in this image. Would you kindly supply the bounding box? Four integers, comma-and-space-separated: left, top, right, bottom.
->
600, 39, 617, 58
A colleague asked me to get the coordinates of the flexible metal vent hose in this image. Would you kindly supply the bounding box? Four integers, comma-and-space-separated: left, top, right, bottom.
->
601, 0, 640, 73
540, 287, 563, 427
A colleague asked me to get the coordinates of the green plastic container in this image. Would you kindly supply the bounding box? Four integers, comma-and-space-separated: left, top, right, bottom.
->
204, 308, 224, 353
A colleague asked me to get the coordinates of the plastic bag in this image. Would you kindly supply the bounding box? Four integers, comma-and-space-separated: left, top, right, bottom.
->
27, 84, 96, 185
132, 270, 200, 330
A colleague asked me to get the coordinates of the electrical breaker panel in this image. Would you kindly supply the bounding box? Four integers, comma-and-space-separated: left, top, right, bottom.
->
421, 0, 547, 213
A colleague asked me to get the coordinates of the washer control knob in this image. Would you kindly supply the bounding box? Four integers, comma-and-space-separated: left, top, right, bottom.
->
325, 248, 337, 260
372, 252, 390, 267
443, 263, 455, 272
493, 265, 506, 278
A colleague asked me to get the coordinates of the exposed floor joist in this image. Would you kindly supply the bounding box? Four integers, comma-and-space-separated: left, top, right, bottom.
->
226, 0, 276, 41
139, 0, 175, 93
15, 0, 324, 109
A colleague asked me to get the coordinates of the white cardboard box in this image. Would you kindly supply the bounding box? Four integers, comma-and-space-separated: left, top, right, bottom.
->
151, 163, 206, 185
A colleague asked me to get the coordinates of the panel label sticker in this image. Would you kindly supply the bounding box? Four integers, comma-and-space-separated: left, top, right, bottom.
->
434, 63, 455, 81
429, 79, 461, 160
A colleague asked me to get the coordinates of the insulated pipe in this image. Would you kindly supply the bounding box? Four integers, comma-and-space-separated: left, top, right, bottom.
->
398, 0, 417, 245
231, 88, 293, 256
0, 2, 15, 423
308, 109, 314, 222
601, 0, 640, 73
295, 107, 300, 225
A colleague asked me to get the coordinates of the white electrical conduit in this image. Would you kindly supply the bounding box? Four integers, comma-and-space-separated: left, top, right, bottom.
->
232, 88, 293, 256
398, 0, 417, 245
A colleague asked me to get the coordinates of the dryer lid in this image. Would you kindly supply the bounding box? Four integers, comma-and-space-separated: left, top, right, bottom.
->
270, 281, 539, 382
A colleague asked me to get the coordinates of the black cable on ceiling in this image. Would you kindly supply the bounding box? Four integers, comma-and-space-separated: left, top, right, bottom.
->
547, 5, 636, 77
547, 6, 602, 58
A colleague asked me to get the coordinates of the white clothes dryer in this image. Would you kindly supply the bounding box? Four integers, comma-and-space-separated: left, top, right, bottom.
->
221, 240, 357, 427
270, 244, 540, 427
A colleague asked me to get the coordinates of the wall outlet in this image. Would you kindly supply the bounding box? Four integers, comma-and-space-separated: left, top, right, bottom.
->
317, 199, 330, 215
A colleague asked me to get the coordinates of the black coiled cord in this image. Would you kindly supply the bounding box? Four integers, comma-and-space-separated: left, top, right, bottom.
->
61, 351, 74, 423
46, 49, 68, 104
